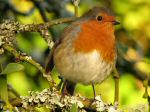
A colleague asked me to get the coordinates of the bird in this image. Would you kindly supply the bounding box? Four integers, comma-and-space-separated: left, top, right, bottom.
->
45, 7, 120, 97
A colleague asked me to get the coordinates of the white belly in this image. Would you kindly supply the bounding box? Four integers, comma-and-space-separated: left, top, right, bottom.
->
54, 45, 114, 84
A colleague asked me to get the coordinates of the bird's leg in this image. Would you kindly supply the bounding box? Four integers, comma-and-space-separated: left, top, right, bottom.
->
61, 80, 68, 96
65, 80, 76, 95
59, 80, 67, 102
92, 83, 96, 99
113, 68, 120, 104
60, 80, 76, 101
61, 80, 76, 96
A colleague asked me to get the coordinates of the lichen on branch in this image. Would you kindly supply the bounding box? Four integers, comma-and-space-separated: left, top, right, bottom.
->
21, 88, 119, 112
0, 17, 76, 48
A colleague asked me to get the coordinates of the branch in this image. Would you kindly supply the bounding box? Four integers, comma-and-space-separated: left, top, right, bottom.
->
2, 44, 46, 77
72, 0, 80, 17
0, 17, 76, 49
20, 88, 119, 112
18, 17, 76, 32
18, 17, 76, 48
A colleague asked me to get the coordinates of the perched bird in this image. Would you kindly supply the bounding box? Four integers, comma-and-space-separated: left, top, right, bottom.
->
46, 7, 119, 96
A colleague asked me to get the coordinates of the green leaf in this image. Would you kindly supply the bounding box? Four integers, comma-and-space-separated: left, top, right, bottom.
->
0, 75, 8, 103
70, 104, 78, 112
1, 63, 24, 75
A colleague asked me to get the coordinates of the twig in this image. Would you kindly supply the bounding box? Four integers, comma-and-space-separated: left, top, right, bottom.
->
18, 17, 76, 32
2, 44, 45, 76
18, 17, 76, 48
0, 17, 76, 49
2, 44, 54, 83
72, 0, 80, 17
113, 68, 120, 104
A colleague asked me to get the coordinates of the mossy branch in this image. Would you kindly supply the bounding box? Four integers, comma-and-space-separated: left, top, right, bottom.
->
20, 88, 119, 112
0, 17, 76, 76
0, 17, 76, 48
2, 44, 54, 84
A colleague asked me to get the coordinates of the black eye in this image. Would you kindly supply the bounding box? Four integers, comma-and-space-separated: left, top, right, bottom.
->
96, 16, 103, 21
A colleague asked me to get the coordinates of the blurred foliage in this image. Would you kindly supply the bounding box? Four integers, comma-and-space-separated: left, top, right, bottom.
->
0, 0, 149, 111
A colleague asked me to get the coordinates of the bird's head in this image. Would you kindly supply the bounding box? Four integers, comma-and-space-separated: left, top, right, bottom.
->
78, 7, 120, 26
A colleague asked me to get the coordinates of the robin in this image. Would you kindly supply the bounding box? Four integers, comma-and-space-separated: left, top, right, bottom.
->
46, 7, 120, 99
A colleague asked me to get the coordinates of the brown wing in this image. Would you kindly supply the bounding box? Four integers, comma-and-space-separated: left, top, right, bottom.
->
45, 39, 60, 74
45, 23, 80, 75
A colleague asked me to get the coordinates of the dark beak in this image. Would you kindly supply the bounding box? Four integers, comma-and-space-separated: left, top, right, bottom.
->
113, 21, 120, 25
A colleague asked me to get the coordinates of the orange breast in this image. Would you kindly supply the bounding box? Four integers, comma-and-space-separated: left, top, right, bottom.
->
73, 20, 116, 62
